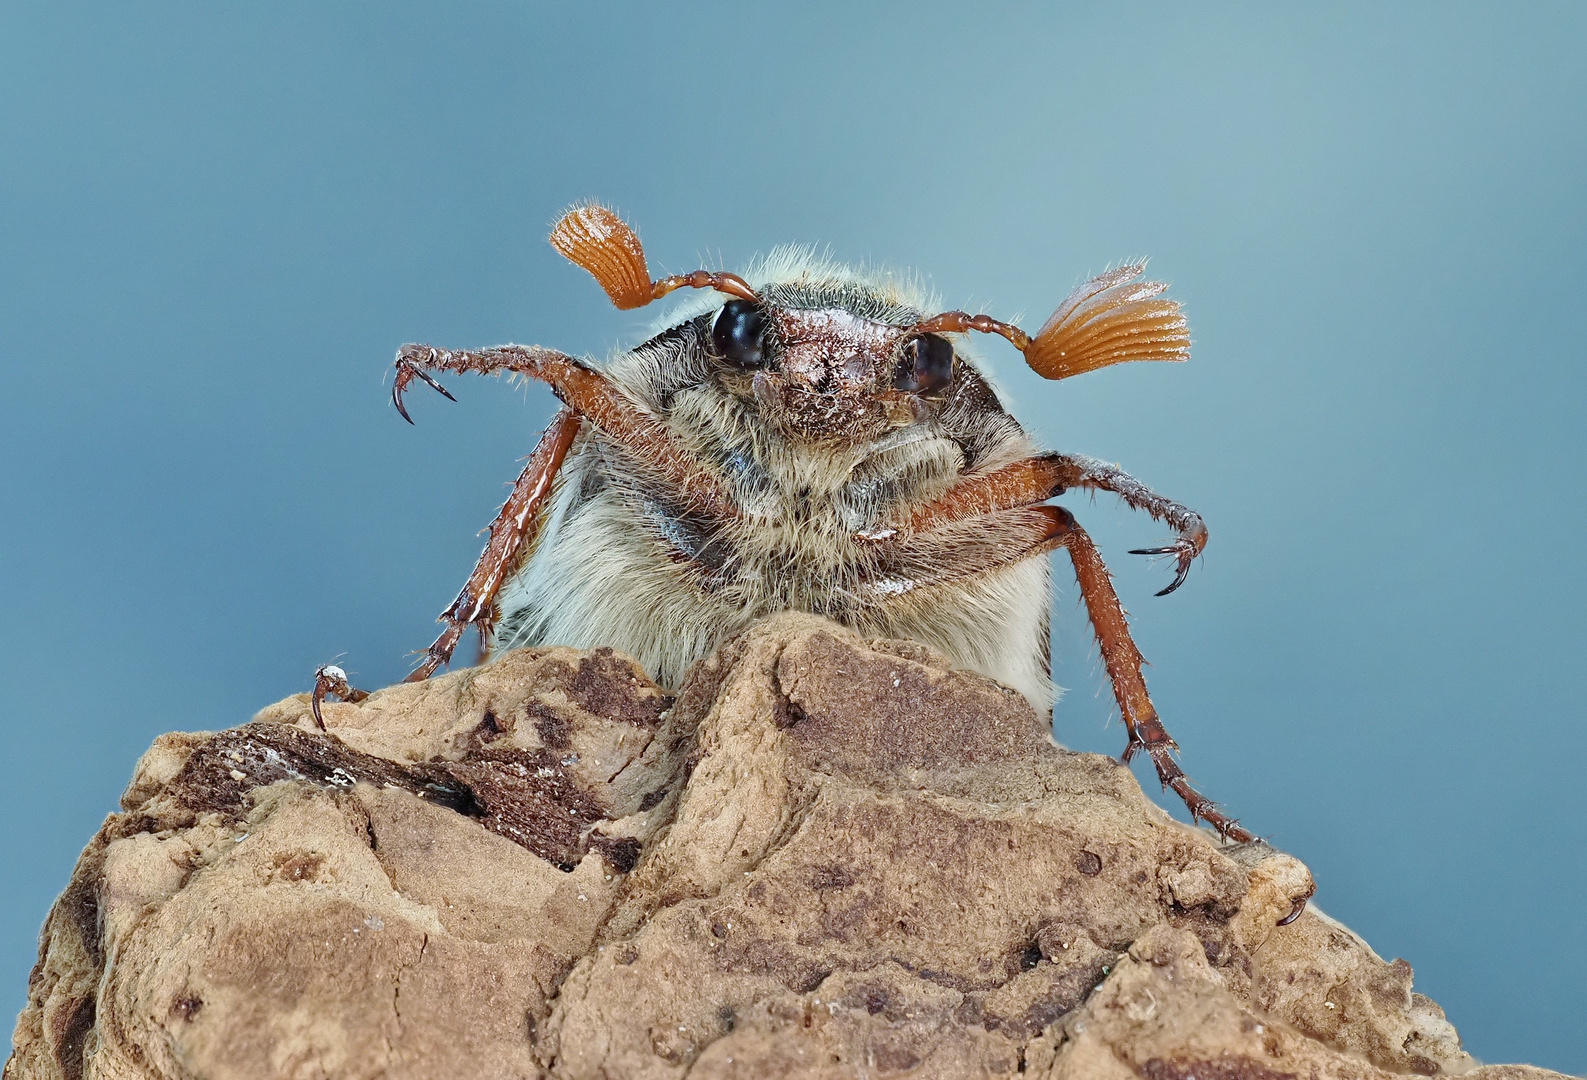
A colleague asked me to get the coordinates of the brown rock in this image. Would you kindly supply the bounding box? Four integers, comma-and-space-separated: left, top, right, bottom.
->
6, 615, 1573, 1079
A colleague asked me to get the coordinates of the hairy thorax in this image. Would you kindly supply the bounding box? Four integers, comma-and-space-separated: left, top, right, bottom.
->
492, 356, 1054, 708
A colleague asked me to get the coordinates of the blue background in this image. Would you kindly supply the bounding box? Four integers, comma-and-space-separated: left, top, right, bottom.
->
2, 4, 1583, 1072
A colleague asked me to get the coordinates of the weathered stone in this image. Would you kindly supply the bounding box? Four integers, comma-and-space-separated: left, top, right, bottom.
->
6, 615, 1572, 1079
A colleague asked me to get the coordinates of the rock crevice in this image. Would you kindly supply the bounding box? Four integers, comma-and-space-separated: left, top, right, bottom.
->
6, 615, 1572, 1079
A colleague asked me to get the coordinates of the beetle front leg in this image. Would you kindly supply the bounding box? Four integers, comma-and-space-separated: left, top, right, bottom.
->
393, 344, 737, 519
894, 452, 1208, 595
1064, 455, 1207, 595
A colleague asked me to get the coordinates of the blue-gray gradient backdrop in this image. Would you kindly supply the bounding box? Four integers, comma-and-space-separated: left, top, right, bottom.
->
2, 4, 1583, 1072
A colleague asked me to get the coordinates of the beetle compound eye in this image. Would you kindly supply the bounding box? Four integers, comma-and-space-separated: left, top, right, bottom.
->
894, 334, 954, 395
711, 299, 769, 370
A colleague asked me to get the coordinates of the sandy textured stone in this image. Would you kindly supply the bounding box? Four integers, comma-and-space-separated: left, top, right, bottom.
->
7, 614, 1573, 1079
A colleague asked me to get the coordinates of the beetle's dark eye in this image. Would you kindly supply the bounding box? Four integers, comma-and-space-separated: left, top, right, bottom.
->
894, 334, 954, 395
711, 299, 769, 370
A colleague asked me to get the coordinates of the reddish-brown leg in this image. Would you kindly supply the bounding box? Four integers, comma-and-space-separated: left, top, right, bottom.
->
893, 452, 1208, 595
856, 503, 1248, 840
393, 344, 737, 520
1044, 505, 1252, 842
856, 505, 1071, 598
311, 664, 369, 730
405, 406, 582, 681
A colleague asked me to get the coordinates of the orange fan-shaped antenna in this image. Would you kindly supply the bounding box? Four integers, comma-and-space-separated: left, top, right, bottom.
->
548, 203, 759, 311
1023, 263, 1189, 381
549, 204, 655, 310
908, 262, 1188, 382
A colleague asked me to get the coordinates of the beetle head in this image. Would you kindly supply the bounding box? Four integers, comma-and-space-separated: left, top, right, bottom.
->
549, 203, 1191, 444
706, 298, 957, 444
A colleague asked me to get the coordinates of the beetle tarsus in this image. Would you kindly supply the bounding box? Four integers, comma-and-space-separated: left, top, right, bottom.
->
310, 664, 368, 730
404, 620, 465, 683
1277, 897, 1308, 926
392, 350, 458, 423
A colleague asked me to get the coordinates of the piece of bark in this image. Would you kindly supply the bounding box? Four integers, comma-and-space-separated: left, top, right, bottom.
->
6, 616, 1574, 1080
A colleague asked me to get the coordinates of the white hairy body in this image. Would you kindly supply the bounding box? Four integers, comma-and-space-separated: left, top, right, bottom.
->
491, 255, 1056, 709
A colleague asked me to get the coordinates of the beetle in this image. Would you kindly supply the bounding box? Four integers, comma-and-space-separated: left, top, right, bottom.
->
314, 204, 1250, 842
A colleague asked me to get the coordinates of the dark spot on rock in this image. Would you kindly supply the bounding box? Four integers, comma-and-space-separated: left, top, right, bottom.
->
50, 993, 96, 1080
1076, 850, 1103, 876
423, 780, 487, 819
710, 920, 727, 939
726, 934, 834, 993
473, 707, 507, 744
168, 995, 203, 1022
115, 813, 161, 839
169, 726, 446, 820
1203, 937, 1223, 964
617, 945, 639, 965
718, 1005, 736, 1032
680, 747, 703, 785
863, 987, 890, 1015
771, 691, 807, 730
530, 704, 571, 749
1371, 957, 1416, 1006
1408, 1056, 1441, 1076
567, 648, 671, 725
1020, 941, 1044, 970
1140, 1056, 1298, 1080
58, 874, 103, 968
809, 864, 855, 891
775, 631, 1048, 776
437, 745, 607, 867
590, 834, 642, 873
638, 789, 667, 811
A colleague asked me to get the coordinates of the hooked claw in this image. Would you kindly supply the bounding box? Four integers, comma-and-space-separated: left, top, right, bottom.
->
392, 351, 457, 424
1128, 536, 1199, 596
311, 663, 368, 730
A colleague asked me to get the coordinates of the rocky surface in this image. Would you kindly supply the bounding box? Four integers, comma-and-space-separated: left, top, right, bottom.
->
7, 614, 1574, 1079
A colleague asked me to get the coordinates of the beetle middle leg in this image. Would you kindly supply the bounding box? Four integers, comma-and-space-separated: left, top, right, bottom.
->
1043, 506, 1252, 842
893, 452, 1208, 594
308, 407, 582, 696
864, 504, 1251, 842
387, 342, 749, 680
